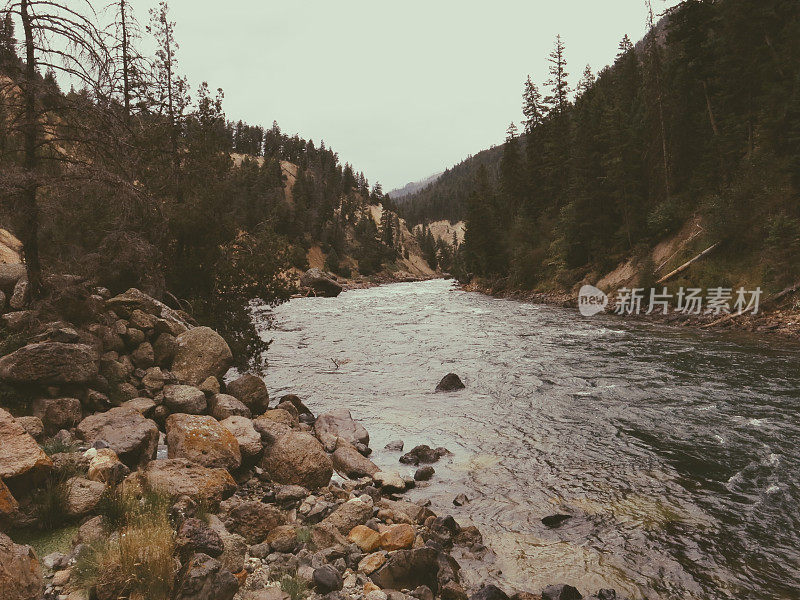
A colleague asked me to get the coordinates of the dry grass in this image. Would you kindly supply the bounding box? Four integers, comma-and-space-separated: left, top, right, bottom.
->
74, 483, 176, 600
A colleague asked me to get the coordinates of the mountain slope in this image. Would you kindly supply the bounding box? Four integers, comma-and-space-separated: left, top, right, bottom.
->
387, 172, 442, 201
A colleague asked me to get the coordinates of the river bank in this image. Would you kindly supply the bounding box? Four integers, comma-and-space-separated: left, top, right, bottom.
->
462, 279, 800, 340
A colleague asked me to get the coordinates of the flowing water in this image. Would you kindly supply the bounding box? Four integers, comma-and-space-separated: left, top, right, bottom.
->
254, 279, 800, 600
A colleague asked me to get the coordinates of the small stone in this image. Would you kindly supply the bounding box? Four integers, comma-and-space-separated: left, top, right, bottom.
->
384, 440, 404, 451
373, 471, 406, 493
358, 551, 387, 575
542, 514, 572, 528
453, 493, 469, 506
414, 466, 435, 481
470, 586, 510, 600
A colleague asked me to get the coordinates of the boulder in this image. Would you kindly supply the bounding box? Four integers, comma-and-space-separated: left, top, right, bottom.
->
176, 518, 224, 558
0, 263, 25, 292
0, 532, 43, 600
174, 553, 238, 600
348, 525, 381, 552
105, 288, 188, 334
31, 398, 82, 435
373, 471, 406, 493
219, 416, 262, 458
275, 484, 309, 504
314, 408, 369, 451
252, 418, 292, 444
140, 458, 236, 504
199, 377, 220, 395
257, 408, 297, 428
0, 408, 52, 483
131, 342, 155, 369
471, 586, 510, 600
384, 440, 404, 452
399, 445, 452, 466
300, 268, 343, 297
358, 551, 387, 575
266, 524, 299, 553
76, 407, 159, 469
223, 500, 285, 544
541, 585, 583, 600
312, 564, 343, 592
14, 416, 43, 441
86, 448, 130, 485
166, 414, 241, 471
64, 477, 105, 517
435, 373, 465, 392
415, 466, 435, 481
225, 373, 269, 414
163, 385, 207, 415
370, 548, 441, 593
261, 431, 332, 489
171, 327, 233, 386
129, 309, 156, 331
0, 477, 19, 520
208, 394, 250, 420
0, 342, 98, 385
120, 397, 156, 418
332, 441, 379, 479
320, 496, 373, 534
153, 333, 178, 366
206, 515, 247, 574
380, 523, 415, 551
309, 522, 348, 549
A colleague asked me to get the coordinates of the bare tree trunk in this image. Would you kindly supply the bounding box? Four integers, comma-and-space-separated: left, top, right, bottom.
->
120, 0, 130, 123
20, 0, 42, 298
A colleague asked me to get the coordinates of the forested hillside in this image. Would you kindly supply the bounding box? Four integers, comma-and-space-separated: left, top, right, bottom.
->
403, 0, 800, 295
0, 1, 413, 367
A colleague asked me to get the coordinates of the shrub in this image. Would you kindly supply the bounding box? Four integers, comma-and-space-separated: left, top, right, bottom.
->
77, 483, 176, 600
280, 573, 308, 600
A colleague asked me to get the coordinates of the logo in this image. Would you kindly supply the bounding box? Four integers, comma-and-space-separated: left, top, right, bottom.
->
578, 285, 608, 316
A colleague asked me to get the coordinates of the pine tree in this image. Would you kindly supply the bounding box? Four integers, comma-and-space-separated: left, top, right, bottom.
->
576, 64, 594, 98
522, 75, 544, 134
544, 35, 571, 116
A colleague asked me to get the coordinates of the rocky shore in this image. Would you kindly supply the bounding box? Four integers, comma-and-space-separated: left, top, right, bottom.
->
463, 279, 800, 340
0, 266, 623, 600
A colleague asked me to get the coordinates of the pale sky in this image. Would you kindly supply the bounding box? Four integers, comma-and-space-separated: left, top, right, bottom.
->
125, 0, 680, 191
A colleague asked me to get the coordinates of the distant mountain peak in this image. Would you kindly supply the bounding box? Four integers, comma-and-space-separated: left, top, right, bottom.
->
387, 172, 443, 201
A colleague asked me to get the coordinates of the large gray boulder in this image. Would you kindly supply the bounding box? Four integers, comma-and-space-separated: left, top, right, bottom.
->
75, 407, 159, 469
0, 342, 98, 385
300, 268, 343, 297
0, 532, 44, 600
171, 327, 233, 386
261, 431, 332, 489
314, 408, 369, 452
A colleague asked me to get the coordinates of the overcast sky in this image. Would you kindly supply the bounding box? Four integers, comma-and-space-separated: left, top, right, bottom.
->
125, 0, 680, 191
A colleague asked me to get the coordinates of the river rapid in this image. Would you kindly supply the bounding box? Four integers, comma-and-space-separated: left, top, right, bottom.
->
254, 279, 800, 600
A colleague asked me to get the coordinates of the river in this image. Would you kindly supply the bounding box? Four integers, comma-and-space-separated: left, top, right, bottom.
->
254, 279, 800, 600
